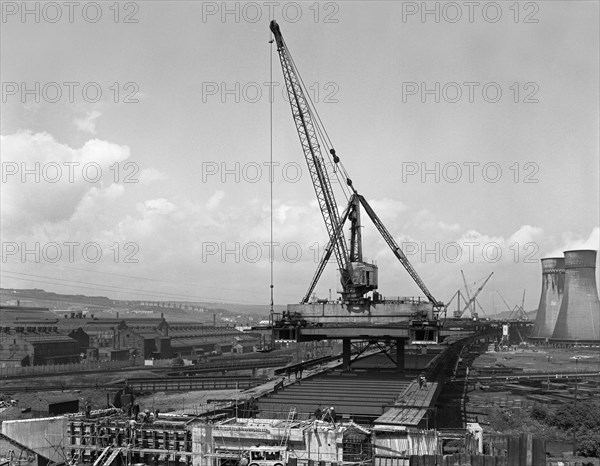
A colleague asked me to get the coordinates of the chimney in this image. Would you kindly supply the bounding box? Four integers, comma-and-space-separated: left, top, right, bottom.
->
531, 257, 565, 339
551, 250, 600, 341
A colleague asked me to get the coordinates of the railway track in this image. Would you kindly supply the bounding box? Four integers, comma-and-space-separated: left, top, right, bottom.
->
0, 382, 124, 393
453, 370, 600, 383
166, 355, 292, 376
126, 375, 263, 392
0, 374, 266, 394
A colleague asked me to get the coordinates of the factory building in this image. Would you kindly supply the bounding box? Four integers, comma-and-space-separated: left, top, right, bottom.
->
1, 304, 259, 366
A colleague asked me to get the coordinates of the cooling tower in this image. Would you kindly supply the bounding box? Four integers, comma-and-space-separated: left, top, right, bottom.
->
531, 257, 565, 339
551, 250, 600, 342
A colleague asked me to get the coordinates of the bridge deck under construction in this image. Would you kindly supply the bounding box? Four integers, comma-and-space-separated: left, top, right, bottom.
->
256, 370, 415, 423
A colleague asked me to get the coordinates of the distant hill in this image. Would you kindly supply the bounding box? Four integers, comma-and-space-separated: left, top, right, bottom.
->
480, 309, 537, 320
0, 288, 287, 324
0, 288, 115, 310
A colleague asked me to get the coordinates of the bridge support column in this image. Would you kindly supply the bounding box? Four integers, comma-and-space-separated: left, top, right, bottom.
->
343, 338, 351, 371
395, 339, 405, 372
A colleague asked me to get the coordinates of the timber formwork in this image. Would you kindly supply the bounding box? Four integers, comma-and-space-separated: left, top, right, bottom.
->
67, 419, 192, 465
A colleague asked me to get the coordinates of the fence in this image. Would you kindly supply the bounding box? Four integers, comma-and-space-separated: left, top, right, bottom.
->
0, 357, 144, 377
547, 460, 600, 466
408, 455, 507, 465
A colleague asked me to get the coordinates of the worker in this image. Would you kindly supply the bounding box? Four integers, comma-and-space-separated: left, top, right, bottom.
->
323, 406, 336, 425
314, 405, 322, 420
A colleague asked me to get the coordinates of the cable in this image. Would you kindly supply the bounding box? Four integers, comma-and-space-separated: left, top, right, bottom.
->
0, 269, 292, 305
285, 39, 356, 198
0, 254, 276, 298
283, 39, 352, 202
269, 19, 275, 315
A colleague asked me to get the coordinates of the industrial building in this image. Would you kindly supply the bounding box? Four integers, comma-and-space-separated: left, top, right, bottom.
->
0, 305, 260, 368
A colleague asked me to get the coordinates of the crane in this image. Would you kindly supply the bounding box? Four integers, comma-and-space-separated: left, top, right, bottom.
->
269, 20, 442, 309
461, 270, 473, 314
497, 291, 529, 320
446, 289, 466, 318
455, 271, 494, 319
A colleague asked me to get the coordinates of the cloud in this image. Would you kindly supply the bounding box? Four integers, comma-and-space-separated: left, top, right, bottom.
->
138, 168, 165, 184
74, 110, 102, 134
140, 198, 177, 215
368, 198, 408, 219
509, 225, 544, 245
1, 130, 593, 307
207, 190, 225, 210
410, 209, 460, 233
547, 227, 600, 257
0, 132, 131, 234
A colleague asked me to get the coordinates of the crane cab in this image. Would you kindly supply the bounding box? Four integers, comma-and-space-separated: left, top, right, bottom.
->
351, 261, 378, 292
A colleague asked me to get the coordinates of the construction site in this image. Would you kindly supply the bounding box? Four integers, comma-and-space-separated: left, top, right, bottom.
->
1, 14, 599, 466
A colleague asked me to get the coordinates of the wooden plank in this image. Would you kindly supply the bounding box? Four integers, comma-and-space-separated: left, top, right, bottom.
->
507, 436, 521, 466
531, 437, 546, 466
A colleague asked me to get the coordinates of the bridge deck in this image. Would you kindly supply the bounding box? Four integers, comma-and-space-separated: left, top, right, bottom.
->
257, 370, 413, 423
375, 380, 440, 427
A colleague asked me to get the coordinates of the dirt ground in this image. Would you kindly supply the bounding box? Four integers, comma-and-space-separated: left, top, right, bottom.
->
466, 345, 600, 462
472, 344, 600, 373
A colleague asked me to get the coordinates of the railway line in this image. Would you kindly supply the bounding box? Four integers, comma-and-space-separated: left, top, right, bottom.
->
166, 355, 292, 376
0, 375, 264, 394
454, 370, 600, 383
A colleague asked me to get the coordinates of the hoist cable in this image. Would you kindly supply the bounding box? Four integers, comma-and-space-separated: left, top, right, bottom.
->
284, 41, 353, 201
269, 27, 275, 313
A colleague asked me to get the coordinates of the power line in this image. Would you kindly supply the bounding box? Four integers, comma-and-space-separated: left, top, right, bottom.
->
0, 270, 286, 306
0, 254, 296, 299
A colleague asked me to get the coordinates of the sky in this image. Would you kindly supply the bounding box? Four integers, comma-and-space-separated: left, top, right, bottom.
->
1, 1, 599, 314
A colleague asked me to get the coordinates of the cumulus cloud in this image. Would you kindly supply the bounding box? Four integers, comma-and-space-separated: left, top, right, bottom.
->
547, 227, 600, 257
74, 110, 102, 134
207, 190, 225, 210
508, 225, 544, 245
1, 132, 131, 234
1, 130, 592, 307
140, 198, 177, 215
410, 209, 460, 233
138, 168, 165, 184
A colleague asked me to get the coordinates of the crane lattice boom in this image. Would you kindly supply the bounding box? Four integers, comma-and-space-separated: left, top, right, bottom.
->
270, 20, 353, 293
